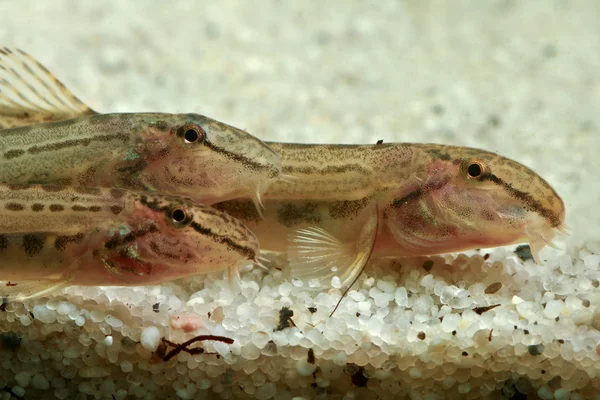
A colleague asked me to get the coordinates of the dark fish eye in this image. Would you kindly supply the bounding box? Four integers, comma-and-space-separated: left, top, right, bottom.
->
169, 207, 192, 227
184, 129, 199, 143
462, 159, 487, 180
177, 124, 206, 144
467, 163, 482, 178
171, 208, 186, 223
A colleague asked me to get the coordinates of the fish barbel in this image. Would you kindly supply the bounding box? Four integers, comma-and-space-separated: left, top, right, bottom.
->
0, 48, 281, 209
215, 142, 566, 287
0, 184, 259, 300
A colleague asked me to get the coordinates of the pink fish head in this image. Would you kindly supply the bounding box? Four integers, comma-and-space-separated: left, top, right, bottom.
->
102, 193, 259, 285
133, 113, 281, 206
382, 145, 565, 262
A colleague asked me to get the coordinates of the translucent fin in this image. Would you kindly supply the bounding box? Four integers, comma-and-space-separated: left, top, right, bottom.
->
279, 173, 300, 184
254, 256, 269, 271
0, 47, 97, 130
529, 242, 543, 264
228, 263, 242, 284
287, 211, 379, 288
0, 260, 79, 300
225, 262, 244, 293
288, 226, 348, 284
257, 250, 289, 269
251, 188, 265, 219
526, 225, 565, 264
556, 223, 570, 236
0, 275, 74, 300
257, 254, 271, 264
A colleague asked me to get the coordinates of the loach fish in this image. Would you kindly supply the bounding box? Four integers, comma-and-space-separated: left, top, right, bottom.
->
0, 184, 259, 300
0, 48, 281, 210
215, 142, 566, 288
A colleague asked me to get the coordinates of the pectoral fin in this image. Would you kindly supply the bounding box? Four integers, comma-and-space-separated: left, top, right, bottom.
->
0, 279, 70, 301
0, 262, 79, 300
251, 188, 265, 219
0, 47, 97, 130
287, 205, 379, 288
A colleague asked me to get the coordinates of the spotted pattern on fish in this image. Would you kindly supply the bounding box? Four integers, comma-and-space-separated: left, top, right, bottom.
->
0, 235, 7, 253
5, 203, 24, 211
0, 182, 260, 300
277, 202, 321, 227
149, 241, 182, 260
328, 197, 371, 220
23, 234, 44, 256
110, 188, 126, 200
3, 149, 25, 159
110, 206, 123, 215
54, 233, 85, 251
40, 186, 66, 192
73, 187, 103, 196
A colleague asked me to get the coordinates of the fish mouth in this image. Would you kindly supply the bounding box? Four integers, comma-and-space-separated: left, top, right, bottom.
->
523, 216, 568, 263
438, 187, 567, 262
489, 194, 566, 263
497, 185, 566, 263
478, 171, 565, 231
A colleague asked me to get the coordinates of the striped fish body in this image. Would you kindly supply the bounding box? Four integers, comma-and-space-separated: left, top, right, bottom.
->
0, 48, 281, 207
215, 142, 565, 288
0, 112, 280, 206
0, 184, 259, 299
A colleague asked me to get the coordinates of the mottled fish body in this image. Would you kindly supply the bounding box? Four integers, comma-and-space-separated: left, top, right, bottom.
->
0, 47, 567, 292
0, 48, 281, 208
216, 142, 566, 287
0, 184, 259, 300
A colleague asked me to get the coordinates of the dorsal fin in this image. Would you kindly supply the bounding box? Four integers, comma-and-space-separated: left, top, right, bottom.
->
0, 47, 97, 130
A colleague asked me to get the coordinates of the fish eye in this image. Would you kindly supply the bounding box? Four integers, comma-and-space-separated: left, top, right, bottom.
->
467, 163, 482, 178
177, 124, 206, 144
172, 208, 186, 222
185, 129, 199, 143
462, 159, 486, 179
169, 206, 192, 227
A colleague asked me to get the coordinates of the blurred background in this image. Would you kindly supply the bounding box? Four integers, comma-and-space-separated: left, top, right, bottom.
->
0, 0, 598, 240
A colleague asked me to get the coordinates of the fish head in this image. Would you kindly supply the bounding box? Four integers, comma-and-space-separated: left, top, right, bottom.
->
383, 145, 565, 261
103, 194, 259, 284
137, 113, 281, 205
